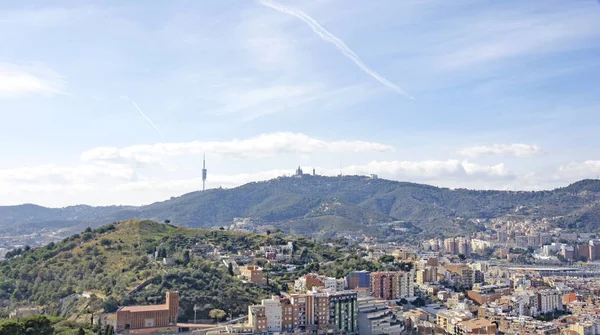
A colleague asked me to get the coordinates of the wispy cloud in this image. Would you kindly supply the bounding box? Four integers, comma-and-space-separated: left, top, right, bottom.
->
258, 0, 413, 99
459, 144, 542, 158
80, 132, 395, 165
0, 63, 66, 98
434, 1, 600, 71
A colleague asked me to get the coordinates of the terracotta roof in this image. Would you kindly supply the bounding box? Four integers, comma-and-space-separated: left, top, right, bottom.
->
459, 318, 495, 329
119, 304, 169, 312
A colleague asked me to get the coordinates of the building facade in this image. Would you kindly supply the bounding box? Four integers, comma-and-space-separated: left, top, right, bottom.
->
239, 265, 266, 285
346, 271, 370, 289
116, 292, 179, 331
370, 271, 415, 300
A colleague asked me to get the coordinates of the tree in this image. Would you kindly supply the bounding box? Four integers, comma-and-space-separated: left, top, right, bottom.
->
164, 220, 171, 224
266, 230, 271, 236
209, 309, 227, 322
458, 254, 467, 261
228, 262, 234, 276
300, 248, 309, 262
103, 296, 119, 313
413, 297, 426, 307
78, 328, 85, 335
379, 255, 395, 263
0, 319, 24, 334
159, 248, 167, 259
183, 250, 191, 265
21, 315, 53, 335
219, 227, 225, 231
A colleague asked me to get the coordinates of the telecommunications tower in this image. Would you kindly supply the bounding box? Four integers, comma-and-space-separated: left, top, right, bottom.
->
202, 153, 207, 191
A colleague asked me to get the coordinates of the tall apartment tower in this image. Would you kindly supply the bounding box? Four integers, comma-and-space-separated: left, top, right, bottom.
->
202, 153, 207, 191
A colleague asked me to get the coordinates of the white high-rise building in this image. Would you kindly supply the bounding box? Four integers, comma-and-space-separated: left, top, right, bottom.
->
400, 270, 415, 298
262, 296, 282, 332
538, 290, 563, 314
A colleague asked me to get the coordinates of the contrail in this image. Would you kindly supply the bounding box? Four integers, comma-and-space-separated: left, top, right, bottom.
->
259, 0, 413, 99
124, 97, 165, 139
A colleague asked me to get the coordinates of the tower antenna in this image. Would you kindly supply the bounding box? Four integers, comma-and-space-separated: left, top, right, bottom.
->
202, 153, 207, 191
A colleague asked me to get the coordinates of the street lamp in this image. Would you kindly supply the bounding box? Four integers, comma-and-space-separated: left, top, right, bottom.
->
194, 304, 200, 324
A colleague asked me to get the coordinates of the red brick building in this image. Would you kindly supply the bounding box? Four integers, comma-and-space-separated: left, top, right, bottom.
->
116, 292, 179, 331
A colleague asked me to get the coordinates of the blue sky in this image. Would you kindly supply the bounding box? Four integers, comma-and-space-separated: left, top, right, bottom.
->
1, 0, 600, 206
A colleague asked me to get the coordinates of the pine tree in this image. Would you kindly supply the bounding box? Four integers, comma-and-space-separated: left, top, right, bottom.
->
228, 262, 234, 276
183, 250, 190, 265
78, 327, 85, 335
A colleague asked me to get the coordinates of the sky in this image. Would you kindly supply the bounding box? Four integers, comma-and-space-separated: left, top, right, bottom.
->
1, 0, 600, 207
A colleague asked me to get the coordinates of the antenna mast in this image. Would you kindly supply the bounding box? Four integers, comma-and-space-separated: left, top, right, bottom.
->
202, 153, 207, 191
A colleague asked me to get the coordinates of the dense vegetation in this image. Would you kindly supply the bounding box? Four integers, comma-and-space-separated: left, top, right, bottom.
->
0, 220, 383, 323
2, 177, 600, 238
0, 315, 102, 335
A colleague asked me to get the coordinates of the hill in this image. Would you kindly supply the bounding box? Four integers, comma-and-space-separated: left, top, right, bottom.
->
0, 220, 371, 323
2, 176, 600, 239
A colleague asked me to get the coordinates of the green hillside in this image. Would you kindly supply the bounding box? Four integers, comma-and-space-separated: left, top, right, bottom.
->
2, 177, 600, 238
0, 220, 370, 323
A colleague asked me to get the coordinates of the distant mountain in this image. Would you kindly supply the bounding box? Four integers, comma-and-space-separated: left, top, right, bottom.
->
2, 176, 600, 238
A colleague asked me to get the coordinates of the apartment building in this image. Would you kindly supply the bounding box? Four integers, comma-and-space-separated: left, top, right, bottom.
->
370, 271, 415, 300
311, 290, 358, 334
248, 305, 267, 333
357, 296, 403, 335
416, 267, 438, 285
346, 270, 370, 289
436, 309, 473, 335
537, 290, 563, 314
445, 265, 474, 289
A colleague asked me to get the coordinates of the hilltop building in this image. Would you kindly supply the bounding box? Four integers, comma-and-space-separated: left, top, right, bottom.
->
239, 265, 266, 285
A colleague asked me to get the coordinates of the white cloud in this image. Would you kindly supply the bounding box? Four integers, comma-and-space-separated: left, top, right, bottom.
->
81, 132, 395, 164
0, 63, 66, 98
116, 169, 294, 193
555, 161, 600, 181
459, 144, 542, 158
339, 159, 513, 180
0, 164, 134, 185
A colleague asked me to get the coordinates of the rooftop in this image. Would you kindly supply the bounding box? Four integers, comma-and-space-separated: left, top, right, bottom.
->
119, 304, 169, 312
459, 318, 495, 329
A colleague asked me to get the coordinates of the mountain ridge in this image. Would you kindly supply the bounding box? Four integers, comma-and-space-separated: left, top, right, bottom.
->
2, 176, 600, 238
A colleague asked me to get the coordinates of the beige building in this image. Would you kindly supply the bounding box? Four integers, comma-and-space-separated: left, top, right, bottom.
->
457, 318, 497, 334
436, 310, 473, 335
248, 305, 268, 333
239, 265, 266, 285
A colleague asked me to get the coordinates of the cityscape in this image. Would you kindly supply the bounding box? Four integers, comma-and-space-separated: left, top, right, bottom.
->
2, 0, 600, 334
